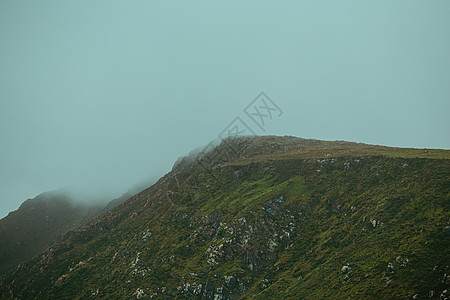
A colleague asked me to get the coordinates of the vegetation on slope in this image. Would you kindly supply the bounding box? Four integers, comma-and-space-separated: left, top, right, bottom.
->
0, 190, 105, 275
1, 136, 449, 299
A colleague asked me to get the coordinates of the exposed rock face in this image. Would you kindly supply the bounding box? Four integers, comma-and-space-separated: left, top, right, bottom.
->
0, 136, 449, 299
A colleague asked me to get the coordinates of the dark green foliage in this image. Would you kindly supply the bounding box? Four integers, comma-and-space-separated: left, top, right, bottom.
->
0, 191, 105, 275
1, 136, 449, 299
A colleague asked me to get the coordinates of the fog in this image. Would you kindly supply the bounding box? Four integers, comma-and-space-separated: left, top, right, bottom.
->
61, 173, 160, 206
1, 1, 449, 218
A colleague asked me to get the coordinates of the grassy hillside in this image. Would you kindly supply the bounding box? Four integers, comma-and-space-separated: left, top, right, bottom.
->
0, 191, 107, 276
1, 136, 449, 299
0, 190, 130, 276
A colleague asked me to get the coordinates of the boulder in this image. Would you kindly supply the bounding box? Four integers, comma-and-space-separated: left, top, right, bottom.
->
341, 265, 352, 274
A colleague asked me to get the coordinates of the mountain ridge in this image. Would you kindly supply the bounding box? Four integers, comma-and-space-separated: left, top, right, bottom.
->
1, 136, 449, 299
0, 190, 105, 276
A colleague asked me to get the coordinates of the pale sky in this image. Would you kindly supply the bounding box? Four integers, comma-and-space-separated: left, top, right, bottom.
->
1, 0, 449, 218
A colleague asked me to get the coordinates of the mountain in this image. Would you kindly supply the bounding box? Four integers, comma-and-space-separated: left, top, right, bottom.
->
0, 178, 156, 277
1, 136, 449, 299
0, 190, 105, 276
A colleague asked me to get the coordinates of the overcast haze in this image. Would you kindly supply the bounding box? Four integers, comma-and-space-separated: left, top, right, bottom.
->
1, 0, 449, 218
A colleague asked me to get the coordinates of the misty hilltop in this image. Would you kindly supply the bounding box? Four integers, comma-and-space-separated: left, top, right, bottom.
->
0, 190, 105, 275
0, 188, 144, 276
1, 136, 449, 299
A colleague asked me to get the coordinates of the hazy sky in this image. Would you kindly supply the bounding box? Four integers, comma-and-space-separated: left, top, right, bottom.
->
1, 1, 449, 218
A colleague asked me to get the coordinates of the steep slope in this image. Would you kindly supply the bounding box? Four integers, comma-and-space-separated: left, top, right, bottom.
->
1, 136, 449, 299
0, 190, 105, 275
0, 177, 156, 277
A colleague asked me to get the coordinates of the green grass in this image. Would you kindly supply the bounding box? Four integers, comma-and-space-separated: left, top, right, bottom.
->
1, 137, 449, 299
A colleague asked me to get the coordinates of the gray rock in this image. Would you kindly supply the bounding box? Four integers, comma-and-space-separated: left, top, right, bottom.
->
388, 262, 394, 271
341, 265, 352, 274
396, 256, 409, 268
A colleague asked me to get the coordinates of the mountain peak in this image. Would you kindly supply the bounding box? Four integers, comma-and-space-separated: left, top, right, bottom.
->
1, 136, 449, 299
